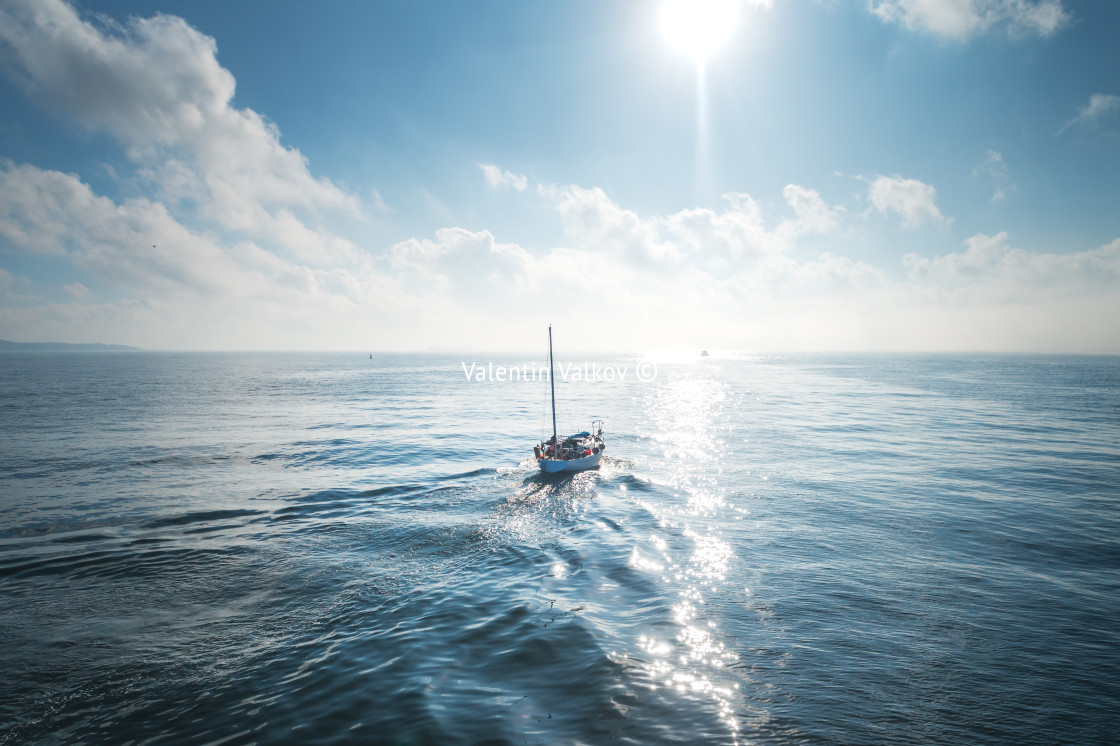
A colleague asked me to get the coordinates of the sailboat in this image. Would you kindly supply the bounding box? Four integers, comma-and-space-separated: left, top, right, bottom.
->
534, 325, 605, 473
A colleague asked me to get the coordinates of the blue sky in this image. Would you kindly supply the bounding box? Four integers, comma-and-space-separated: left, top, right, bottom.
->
0, 0, 1117, 351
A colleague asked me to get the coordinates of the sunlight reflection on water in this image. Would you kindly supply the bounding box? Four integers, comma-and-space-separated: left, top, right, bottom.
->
626, 369, 747, 740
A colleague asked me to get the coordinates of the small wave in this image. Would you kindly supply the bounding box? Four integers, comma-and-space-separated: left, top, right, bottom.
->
271, 469, 497, 524
141, 508, 266, 530
0, 543, 248, 581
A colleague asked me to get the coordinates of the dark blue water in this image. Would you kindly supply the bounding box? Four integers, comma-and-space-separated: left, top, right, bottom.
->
1, 352, 1118, 744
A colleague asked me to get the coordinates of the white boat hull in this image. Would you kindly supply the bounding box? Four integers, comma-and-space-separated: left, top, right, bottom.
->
537, 451, 603, 473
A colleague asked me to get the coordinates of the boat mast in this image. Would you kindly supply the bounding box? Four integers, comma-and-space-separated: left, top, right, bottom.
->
548, 325, 557, 451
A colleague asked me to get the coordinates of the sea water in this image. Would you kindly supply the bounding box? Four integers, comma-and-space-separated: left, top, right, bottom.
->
1, 352, 1118, 744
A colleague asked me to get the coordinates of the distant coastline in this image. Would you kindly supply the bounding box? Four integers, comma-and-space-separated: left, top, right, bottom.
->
0, 339, 141, 352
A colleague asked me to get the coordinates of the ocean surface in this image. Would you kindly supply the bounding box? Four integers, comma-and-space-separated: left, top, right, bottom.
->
1, 351, 1118, 745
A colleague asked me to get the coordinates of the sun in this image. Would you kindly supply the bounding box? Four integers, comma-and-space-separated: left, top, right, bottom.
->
660, 0, 741, 64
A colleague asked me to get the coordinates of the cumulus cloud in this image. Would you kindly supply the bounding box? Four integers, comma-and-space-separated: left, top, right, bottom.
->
895, 233, 1120, 350
542, 184, 678, 261
391, 226, 613, 305
0, 0, 360, 260
388, 226, 534, 298
480, 164, 529, 191
869, 0, 1070, 41
1, 158, 1117, 351
0, 161, 288, 296
531, 179, 1114, 351
540, 182, 843, 266
781, 184, 844, 237
868, 175, 948, 227
0, 161, 435, 349
366, 182, 875, 349
904, 232, 1120, 299
1059, 93, 1120, 134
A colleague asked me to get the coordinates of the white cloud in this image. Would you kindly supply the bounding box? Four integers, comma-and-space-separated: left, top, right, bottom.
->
370, 188, 392, 213
540, 182, 843, 265
0, 267, 28, 292
521, 182, 1116, 351
390, 226, 607, 303
869, 0, 1070, 41
1059, 93, 1120, 134
0, 0, 361, 262
0, 161, 83, 256
480, 164, 529, 191
781, 184, 844, 237
904, 232, 1120, 300
0, 161, 271, 295
868, 175, 948, 227
543, 184, 678, 261
1, 161, 1117, 351
972, 150, 1015, 203
389, 226, 529, 295
971, 150, 1004, 178
0, 161, 436, 349
62, 282, 92, 300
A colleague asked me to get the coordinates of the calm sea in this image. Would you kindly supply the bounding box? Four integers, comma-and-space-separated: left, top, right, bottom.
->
1, 351, 1118, 745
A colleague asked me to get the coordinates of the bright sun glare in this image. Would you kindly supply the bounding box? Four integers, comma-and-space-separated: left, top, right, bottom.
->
660, 0, 741, 64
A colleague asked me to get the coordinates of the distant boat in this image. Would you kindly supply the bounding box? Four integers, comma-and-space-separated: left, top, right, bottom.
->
369, 354, 372, 359
701, 350, 709, 357
534, 325, 605, 473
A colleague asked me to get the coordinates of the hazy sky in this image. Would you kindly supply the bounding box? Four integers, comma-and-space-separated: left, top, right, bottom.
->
0, 0, 1117, 351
